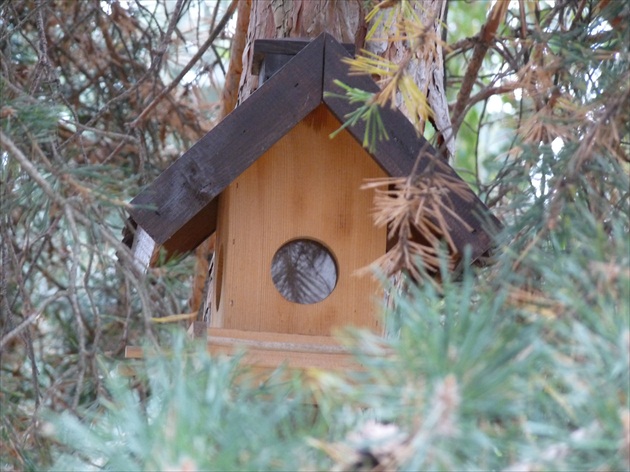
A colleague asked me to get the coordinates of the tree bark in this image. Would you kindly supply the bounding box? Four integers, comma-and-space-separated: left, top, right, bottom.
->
237, 0, 368, 102
366, 0, 453, 157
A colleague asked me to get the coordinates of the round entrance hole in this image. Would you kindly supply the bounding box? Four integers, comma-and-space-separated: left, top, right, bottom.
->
271, 239, 338, 304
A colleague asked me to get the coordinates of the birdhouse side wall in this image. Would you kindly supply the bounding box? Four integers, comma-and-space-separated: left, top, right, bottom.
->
210, 105, 387, 336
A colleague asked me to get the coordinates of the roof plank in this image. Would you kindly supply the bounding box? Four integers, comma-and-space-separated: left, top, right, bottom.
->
130, 34, 326, 247
322, 35, 429, 177
322, 34, 500, 260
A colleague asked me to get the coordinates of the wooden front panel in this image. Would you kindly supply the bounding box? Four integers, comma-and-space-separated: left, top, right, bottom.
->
211, 105, 387, 336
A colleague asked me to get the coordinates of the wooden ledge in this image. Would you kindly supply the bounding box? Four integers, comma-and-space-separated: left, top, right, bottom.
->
207, 328, 361, 371
125, 328, 366, 371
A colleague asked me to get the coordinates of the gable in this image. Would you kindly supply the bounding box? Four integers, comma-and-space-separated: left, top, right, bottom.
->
211, 104, 387, 334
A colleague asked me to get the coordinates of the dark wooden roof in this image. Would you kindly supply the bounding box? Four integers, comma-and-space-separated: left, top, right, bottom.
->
129, 33, 500, 261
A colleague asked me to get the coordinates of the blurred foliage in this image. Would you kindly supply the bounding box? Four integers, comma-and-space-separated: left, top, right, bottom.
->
46, 338, 325, 471
44, 235, 629, 469
1, 0, 232, 468
1, 0, 629, 471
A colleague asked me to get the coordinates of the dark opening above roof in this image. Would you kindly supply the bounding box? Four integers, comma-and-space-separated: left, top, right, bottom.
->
129, 33, 500, 261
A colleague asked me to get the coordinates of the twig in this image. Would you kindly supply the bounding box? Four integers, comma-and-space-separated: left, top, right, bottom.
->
60, 121, 139, 143
58, 0, 187, 150
0, 292, 67, 351
129, 0, 238, 129
450, 0, 509, 138
0, 131, 61, 204
461, 83, 516, 117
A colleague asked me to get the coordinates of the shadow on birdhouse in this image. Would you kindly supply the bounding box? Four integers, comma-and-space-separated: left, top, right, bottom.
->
124, 33, 500, 372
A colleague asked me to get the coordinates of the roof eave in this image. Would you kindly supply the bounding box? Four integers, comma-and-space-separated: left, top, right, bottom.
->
322, 34, 501, 261
129, 34, 327, 254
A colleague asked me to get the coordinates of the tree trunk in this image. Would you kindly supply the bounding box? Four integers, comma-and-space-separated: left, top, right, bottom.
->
192, 0, 451, 320
237, 0, 368, 101
367, 0, 453, 157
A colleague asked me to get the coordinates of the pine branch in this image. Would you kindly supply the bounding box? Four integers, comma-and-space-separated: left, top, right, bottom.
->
450, 0, 509, 137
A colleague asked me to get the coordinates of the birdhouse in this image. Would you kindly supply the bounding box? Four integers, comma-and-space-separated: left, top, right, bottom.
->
126, 34, 499, 370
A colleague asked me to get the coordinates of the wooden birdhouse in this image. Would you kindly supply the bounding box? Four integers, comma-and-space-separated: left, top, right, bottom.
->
126, 34, 499, 370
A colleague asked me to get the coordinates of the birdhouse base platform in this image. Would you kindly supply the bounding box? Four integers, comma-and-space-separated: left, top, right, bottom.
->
124, 325, 366, 372
203, 328, 362, 371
